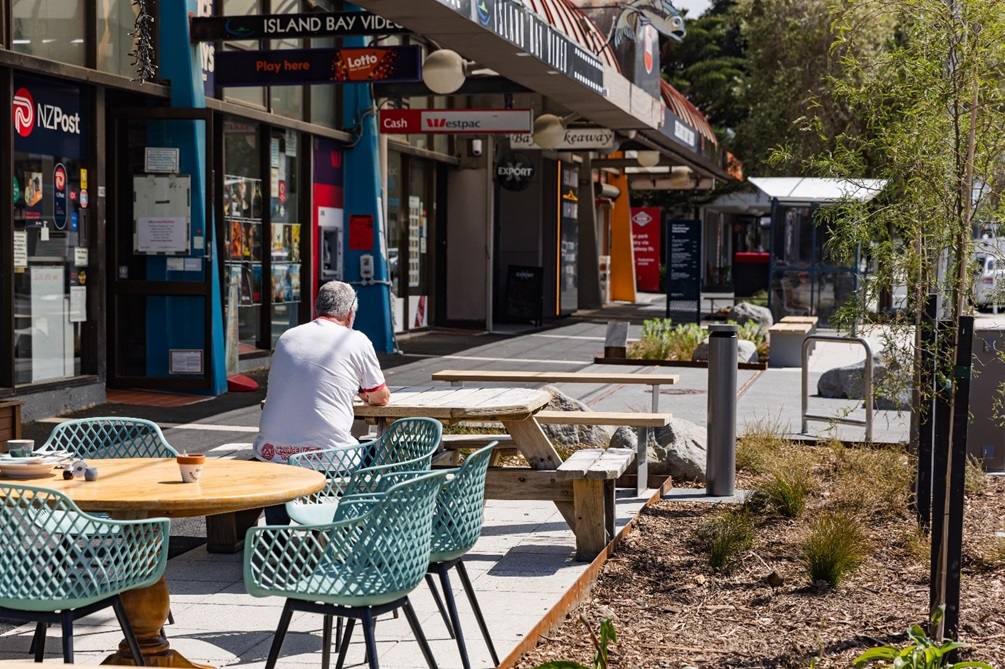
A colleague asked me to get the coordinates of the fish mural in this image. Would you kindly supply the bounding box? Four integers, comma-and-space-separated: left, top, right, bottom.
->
605, 0, 686, 49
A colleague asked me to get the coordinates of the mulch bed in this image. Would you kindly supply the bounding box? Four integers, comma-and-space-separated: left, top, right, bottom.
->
513, 444, 1005, 668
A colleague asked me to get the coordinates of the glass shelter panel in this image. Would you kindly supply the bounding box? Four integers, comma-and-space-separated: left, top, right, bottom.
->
13, 0, 86, 66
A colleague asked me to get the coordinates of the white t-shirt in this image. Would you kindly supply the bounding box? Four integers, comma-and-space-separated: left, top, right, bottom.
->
254, 319, 386, 463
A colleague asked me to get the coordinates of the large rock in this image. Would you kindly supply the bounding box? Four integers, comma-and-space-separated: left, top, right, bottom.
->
609, 418, 708, 482
539, 386, 613, 448
692, 338, 759, 363
728, 302, 773, 331
817, 356, 911, 410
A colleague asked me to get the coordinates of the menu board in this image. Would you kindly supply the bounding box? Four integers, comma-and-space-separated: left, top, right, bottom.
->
504, 265, 544, 326
666, 219, 702, 323
558, 164, 579, 315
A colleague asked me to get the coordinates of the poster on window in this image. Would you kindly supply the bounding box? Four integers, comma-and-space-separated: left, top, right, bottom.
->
30, 265, 66, 382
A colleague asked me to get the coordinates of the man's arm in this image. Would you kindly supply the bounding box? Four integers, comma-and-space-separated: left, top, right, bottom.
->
360, 384, 391, 406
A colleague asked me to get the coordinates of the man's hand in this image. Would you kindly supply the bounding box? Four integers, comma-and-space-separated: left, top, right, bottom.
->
365, 385, 391, 406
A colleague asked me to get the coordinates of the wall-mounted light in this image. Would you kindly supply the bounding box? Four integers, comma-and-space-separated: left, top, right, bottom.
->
635, 150, 661, 168
422, 49, 471, 95
532, 114, 567, 150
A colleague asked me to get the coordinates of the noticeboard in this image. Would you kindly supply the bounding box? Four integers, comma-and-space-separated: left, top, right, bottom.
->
504, 265, 544, 326
666, 219, 702, 323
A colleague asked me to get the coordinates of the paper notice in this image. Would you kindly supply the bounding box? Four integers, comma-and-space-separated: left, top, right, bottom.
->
69, 286, 86, 322
14, 230, 27, 268
74, 247, 89, 266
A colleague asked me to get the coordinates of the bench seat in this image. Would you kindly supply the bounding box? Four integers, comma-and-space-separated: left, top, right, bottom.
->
557, 448, 636, 560
534, 410, 671, 428
768, 321, 814, 368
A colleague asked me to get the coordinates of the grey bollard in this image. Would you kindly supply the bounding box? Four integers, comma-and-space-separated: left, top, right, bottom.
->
706, 324, 737, 496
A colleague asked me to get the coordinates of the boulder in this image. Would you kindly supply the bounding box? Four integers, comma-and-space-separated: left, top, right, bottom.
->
817, 356, 911, 410
609, 417, 707, 482
692, 338, 759, 363
728, 302, 774, 331
539, 386, 613, 448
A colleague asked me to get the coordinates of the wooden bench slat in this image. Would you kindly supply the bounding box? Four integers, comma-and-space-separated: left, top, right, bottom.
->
440, 433, 514, 447
779, 316, 819, 325
431, 370, 679, 386
534, 410, 671, 428
557, 448, 634, 480
768, 323, 813, 333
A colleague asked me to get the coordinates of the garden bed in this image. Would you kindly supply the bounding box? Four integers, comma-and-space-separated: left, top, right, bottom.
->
513, 434, 1005, 668
594, 356, 770, 371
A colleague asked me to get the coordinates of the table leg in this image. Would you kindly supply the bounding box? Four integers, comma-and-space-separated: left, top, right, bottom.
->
502, 417, 576, 531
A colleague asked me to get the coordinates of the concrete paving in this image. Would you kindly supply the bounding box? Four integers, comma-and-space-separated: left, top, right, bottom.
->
0, 300, 913, 668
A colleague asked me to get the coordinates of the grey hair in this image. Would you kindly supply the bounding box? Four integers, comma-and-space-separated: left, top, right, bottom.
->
315, 281, 357, 318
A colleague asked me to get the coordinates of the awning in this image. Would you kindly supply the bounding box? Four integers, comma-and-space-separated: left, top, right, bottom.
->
748, 177, 887, 203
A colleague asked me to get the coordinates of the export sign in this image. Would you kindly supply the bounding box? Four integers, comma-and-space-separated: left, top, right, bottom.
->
214, 46, 421, 87
379, 109, 532, 134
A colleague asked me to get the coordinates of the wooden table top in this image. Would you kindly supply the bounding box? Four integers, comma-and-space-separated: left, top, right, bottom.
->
354, 385, 552, 421
0, 458, 326, 518
430, 370, 680, 385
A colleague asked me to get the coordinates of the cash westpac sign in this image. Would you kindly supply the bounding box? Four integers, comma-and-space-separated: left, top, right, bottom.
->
379, 109, 532, 134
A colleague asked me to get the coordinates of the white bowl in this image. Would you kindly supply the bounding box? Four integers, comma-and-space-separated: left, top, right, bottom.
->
0, 462, 58, 479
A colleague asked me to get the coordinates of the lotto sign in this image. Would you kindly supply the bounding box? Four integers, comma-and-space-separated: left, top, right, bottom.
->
214, 46, 421, 86
631, 207, 661, 292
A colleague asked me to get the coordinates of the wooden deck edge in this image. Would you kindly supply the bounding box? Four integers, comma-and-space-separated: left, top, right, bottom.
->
593, 356, 768, 371
497, 476, 675, 669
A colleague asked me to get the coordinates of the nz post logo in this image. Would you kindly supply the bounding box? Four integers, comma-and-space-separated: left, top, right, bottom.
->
13, 88, 34, 138
13, 87, 81, 138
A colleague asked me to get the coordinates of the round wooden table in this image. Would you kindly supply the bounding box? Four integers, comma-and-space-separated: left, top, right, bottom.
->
2, 457, 326, 668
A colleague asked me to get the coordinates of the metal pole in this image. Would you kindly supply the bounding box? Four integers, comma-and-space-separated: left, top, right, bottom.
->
707, 324, 737, 496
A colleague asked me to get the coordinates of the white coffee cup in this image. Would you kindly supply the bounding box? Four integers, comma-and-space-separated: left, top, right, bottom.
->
177, 453, 206, 483
6, 439, 34, 456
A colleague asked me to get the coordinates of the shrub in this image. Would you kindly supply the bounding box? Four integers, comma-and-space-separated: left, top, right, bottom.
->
755, 462, 813, 518
854, 606, 993, 668
627, 319, 705, 361
900, 525, 931, 566
736, 414, 789, 474
831, 445, 913, 520
965, 454, 988, 497
695, 508, 755, 571
802, 510, 867, 588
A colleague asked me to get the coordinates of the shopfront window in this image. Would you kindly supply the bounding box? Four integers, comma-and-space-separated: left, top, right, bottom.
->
222, 0, 266, 108
12, 75, 91, 385
96, 0, 137, 76
269, 130, 302, 347
13, 0, 86, 66
408, 161, 430, 328
387, 151, 404, 332
223, 119, 264, 351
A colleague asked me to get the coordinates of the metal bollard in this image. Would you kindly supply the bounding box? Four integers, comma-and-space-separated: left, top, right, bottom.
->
707, 324, 737, 496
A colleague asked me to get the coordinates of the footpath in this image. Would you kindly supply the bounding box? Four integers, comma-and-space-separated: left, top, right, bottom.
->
0, 299, 909, 668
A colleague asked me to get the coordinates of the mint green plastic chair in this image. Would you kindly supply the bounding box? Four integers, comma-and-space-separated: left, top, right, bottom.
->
353, 443, 499, 669
39, 417, 178, 458
0, 484, 170, 664
285, 417, 442, 525
244, 471, 449, 669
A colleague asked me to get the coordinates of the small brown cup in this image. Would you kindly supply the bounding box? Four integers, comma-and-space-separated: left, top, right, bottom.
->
177, 453, 206, 483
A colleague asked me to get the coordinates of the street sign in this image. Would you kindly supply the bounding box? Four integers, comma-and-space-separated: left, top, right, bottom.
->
214, 46, 422, 87
379, 109, 532, 134
189, 12, 407, 42
509, 127, 617, 151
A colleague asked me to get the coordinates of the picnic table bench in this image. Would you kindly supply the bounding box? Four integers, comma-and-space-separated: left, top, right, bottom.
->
769, 320, 816, 367
557, 448, 635, 560
431, 369, 677, 494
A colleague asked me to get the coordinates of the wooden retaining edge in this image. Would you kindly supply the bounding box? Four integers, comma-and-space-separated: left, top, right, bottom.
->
497, 476, 675, 669
593, 356, 769, 371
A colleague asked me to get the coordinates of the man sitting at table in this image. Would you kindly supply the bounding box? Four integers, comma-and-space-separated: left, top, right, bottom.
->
254, 280, 390, 523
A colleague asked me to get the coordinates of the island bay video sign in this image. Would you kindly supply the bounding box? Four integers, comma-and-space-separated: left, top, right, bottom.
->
189, 12, 408, 42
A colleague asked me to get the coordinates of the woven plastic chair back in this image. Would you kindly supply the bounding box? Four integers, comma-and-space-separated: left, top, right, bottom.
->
365, 417, 442, 468
41, 417, 178, 459
429, 442, 496, 563
0, 484, 169, 612
245, 471, 448, 608
287, 445, 368, 504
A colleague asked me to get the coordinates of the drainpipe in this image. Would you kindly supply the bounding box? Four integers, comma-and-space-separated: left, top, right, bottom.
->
485, 136, 495, 332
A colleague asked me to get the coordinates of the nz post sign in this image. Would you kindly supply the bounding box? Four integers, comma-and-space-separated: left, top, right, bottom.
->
214, 46, 421, 86
12, 74, 85, 158
631, 207, 662, 292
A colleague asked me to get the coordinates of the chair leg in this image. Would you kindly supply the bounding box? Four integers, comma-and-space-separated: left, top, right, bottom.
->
457, 560, 500, 666
113, 595, 146, 666
322, 615, 333, 669
59, 610, 74, 664
436, 565, 472, 669
31, 622, 46, 661
401, 597, 438, 669
335, 618, 356, 669
425, 572, 455, 639
265, 601, 295, 669
361, 609, 380, 669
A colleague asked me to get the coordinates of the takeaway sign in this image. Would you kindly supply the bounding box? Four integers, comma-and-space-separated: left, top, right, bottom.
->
509, 127, 616, 151
379, 109, 532, 134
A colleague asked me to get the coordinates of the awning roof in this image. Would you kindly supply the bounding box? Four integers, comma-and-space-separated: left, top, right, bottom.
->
748, 177, 887, 203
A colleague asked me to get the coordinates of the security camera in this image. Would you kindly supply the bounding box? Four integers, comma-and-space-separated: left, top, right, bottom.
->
470, 138, 483, 157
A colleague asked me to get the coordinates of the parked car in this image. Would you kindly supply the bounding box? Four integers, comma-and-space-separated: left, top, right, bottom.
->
974, 252, 1005, 309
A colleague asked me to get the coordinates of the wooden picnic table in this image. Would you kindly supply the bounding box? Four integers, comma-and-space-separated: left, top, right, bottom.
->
354, 386, 616, 559
0, 458, 325, 668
